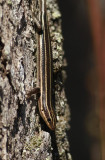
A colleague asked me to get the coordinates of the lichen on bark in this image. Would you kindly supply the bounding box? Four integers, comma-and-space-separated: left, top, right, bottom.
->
0, 0, 71, 160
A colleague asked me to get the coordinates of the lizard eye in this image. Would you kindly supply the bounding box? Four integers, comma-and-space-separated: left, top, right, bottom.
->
47, 118, 51, 123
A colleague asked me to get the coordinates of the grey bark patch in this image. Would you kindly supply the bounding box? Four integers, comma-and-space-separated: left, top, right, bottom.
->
0, 0, 72, 160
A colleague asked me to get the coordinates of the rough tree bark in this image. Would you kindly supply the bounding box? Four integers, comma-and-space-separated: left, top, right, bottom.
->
0, 0, 71, 160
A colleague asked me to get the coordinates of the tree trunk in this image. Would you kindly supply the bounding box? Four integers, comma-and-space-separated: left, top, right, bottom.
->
0, 0, 71, 159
